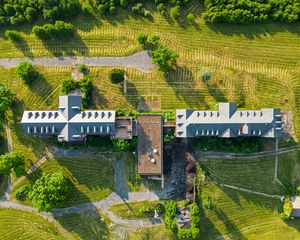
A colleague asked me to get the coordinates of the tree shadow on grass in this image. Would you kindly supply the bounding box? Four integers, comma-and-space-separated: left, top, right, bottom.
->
54, 208, 110, 240
206, 21, 300, 40
41, 34, 89, 57
205, 81, 228, 103
92, 85, 109, 109
164, 66, 207, 109
28, 72, 53, 97
122, 81, 139, 109
12, 39, 34, 58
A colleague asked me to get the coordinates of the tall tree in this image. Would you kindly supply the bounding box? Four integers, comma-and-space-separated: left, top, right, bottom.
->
28, 172, 70, 212
0, 84, 15, 117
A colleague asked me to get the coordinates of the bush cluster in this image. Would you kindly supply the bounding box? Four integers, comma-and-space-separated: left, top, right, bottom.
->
4, 30, 22, 43
32, 21, 75, 40
61, 77, 93, 108
0, 0, 80, 26
196, 137, 262, 153
111, 138, 137, 151
109, 69, 126, 84
177, 203, 201, 239
16, 61, 38, 84
164, 201, 178, 233
0, 84, 15, 117
203, 0, 300, 24
0, 151, 25, 177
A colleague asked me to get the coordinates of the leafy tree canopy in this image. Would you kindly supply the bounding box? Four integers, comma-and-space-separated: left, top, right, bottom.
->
151, 44, 179, 71
16, 61, 38, 84
0, 84, 15, 117
0, 151, 25, 177
28, 172, 70, 212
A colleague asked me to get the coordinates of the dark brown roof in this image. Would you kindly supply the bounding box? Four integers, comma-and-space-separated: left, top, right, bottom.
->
137, 115, 163, 175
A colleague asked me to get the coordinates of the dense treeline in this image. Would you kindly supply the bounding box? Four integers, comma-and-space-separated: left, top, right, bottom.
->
0, 0, 80, 26
204, 0, 300, 24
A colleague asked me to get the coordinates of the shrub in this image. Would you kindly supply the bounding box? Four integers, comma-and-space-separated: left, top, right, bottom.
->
187, 13, 195, 23
79, 77, 93, 108
164, 133, 175, 142
109, 69, 125, 84
147, 34, 160, 46
144, 10, 151, 18
200, 69, 212, 82
0, 151, 25, 177
28, 172, 70, 212
16, 62, 38, 84
120, 0, 128, 8
202, 193, 215, 210
61, 78, 78, 95
14, 183, 31, 201
0, 84, 15, 117
155, 203, 165, 214
110, 6, 116, 14
283, 198, 293, 217
157, 3, 165, 15
170, 6, 181, 20
132, 3, 144, 15
82, 4, 94, 15
5, 30, 22, 43
112, 139, 131, 151
139, 205, 154, 215
137, 32, 148, 45
76, 64, 88, 74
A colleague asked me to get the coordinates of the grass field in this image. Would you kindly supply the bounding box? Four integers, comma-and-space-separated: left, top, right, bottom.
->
201, 150, 300, 195
12, 156, 115, 207
0, 1, 300, 239
0, 209, 64, 240
110, 200, 161, 220
200, 183, 300, 239
0, 1, 299, 135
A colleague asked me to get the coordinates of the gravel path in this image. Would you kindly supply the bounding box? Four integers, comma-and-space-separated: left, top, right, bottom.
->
0, 51, 153, 73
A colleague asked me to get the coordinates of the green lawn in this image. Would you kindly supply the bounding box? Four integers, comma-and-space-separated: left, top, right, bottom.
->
12, 156, 114, 207
110, 200, 161, 220
201, 150, 300, 195
0, 209, 64, 240
54, 209, 110, 240
200, 183, 300, 239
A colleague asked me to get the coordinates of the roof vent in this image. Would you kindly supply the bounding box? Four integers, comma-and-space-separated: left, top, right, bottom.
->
153, 149, 158, 154
151, 158, 156, 163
